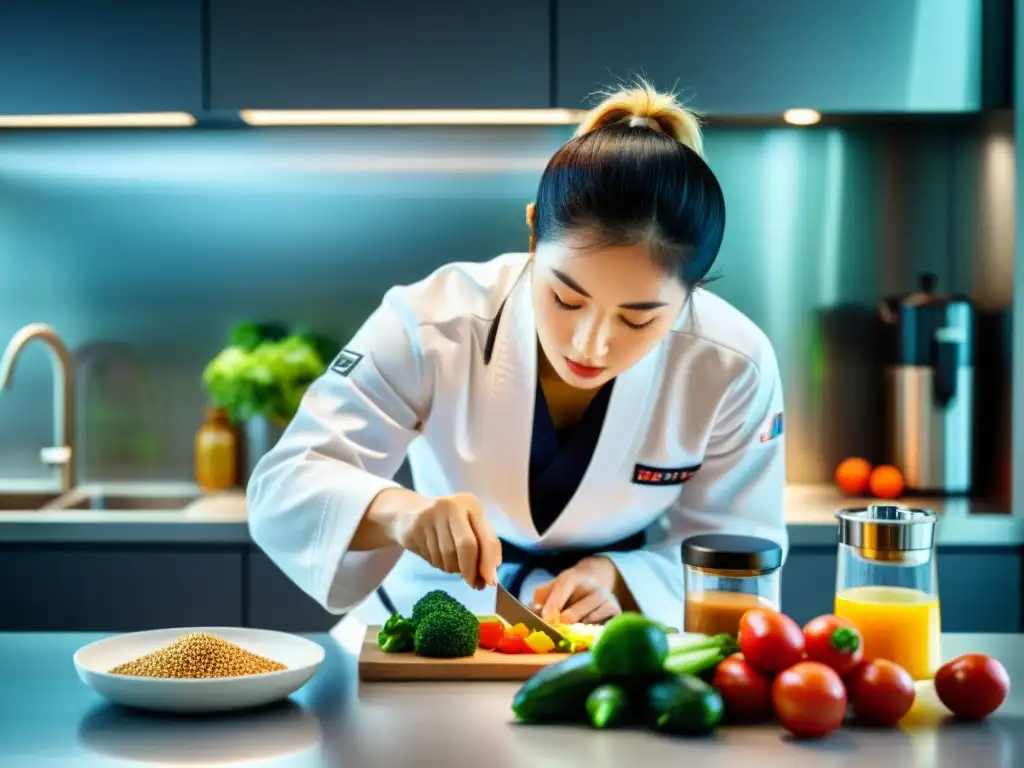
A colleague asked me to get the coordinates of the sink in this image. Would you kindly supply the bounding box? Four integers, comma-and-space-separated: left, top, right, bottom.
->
48, 490, 200, 511
0, 491, 64, 511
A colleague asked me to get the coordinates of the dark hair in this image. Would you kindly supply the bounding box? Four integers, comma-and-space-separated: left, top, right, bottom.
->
532, 120, 726, 289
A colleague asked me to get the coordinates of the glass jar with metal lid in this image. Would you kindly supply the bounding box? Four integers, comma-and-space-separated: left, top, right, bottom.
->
833, 504, 941, 681
682, 534, 782, 637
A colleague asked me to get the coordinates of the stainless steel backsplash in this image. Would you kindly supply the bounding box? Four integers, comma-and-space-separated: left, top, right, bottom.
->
0, 116, 1014, 487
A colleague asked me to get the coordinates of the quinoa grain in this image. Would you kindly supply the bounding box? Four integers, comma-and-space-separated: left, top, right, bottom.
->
109, 632, 287, 678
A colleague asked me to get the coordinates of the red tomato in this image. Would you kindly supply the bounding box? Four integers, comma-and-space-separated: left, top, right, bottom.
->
478, 621, 505, 651
712, 653, 773, 719
772, 661, 847, 739
935, 653, 1011, 721
738, 609, 806, 673
802, 614, 864, 676
846, 659, 916, 726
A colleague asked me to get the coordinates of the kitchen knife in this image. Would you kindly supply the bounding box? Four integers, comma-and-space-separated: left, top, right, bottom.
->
495, 582, 566, 644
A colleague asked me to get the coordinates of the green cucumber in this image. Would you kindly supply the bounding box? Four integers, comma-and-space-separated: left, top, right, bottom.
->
511, 651, 604, 724
591, 612, 669, 677
586, 683, 629, 729
647, 674, 724, 736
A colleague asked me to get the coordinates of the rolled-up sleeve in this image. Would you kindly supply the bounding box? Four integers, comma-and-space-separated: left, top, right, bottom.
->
246, 288, 432, 614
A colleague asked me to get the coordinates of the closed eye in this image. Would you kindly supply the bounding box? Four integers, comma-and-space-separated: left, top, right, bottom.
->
552, 292, 582, 311
622, 316, 656, 330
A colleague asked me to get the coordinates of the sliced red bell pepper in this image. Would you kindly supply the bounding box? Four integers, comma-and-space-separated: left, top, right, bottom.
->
496, 632, 527, 654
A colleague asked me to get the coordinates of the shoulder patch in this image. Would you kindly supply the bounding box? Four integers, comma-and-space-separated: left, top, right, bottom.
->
759, 412, 784, 443
330, 349, 364, 377
632, 463, 701, 486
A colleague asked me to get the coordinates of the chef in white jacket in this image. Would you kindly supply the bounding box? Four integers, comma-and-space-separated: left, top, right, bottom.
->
247, 81, 788, 632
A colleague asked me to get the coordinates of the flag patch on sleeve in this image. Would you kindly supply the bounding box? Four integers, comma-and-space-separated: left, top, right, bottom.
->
330, 349, 364, 377
759, 412, 784, 442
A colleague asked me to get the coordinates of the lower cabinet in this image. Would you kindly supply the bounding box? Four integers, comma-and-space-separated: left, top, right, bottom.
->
0, 545, 243, 631
1, 543, 1019, 633
936, 550, 1023, 632
780, 549, 839, 626
246, 549, 340, 632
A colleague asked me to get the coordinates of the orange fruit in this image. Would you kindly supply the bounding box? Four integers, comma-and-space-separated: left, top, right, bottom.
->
869, 465, 905, 499
835, 458, 872, 496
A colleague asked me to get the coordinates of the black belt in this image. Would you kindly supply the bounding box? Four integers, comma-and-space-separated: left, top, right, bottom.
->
375, 530, 646, 616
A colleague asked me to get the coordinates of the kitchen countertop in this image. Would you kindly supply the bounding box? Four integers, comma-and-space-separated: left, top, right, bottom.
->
2, 628, 1022, 766
0, 481, 249, 544
0, 481, 1021, 548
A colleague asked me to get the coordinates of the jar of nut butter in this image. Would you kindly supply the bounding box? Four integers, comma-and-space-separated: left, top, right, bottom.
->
682, 534, 783, 637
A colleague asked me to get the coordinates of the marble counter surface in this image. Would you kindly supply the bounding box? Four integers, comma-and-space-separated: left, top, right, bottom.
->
2, 628, 1022, 766
0, 481, 1020, 548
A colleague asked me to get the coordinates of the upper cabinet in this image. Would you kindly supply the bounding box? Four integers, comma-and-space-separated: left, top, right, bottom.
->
0, 0, 1006, 118
209, 0, 551, 110
0, 1, 203, 115
556, 0, 995, 115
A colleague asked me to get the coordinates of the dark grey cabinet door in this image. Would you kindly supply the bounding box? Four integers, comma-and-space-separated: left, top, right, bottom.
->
210, 0, 551, 110
781, 549, 839, 626
556, 0, 983, 114
0, 1, 203, 115
0, 547, 243, 631
937, 550, 1022, 633
246, 549, 339, 633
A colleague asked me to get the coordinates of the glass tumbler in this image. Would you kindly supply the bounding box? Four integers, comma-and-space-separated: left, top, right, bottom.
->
834, 504, 941, 681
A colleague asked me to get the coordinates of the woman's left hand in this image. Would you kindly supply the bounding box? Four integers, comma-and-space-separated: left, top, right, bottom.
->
531, 556, 622, 625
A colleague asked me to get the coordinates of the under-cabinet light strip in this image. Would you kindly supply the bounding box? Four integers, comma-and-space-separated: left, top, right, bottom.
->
239, 108, 587, 126
0, 112, 197, 128
0, 108, 823, 129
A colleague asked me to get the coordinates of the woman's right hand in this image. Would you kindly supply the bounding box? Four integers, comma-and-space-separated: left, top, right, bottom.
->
368, 489, 502, 589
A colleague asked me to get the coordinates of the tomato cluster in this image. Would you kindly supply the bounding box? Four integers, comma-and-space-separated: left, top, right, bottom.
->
712, 609, 1009, 740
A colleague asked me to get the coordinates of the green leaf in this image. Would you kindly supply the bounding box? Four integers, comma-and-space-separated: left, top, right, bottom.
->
203, 326, 338, 424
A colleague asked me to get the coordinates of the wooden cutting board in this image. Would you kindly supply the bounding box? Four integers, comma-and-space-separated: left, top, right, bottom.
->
359, 626, 570, 681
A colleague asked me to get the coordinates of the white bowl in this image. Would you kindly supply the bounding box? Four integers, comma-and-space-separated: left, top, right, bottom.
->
73, 626, 326, 714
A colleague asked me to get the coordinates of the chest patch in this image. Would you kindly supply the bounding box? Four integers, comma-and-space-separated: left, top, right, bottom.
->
330, 349, 364, 377
632, 463, 701, 486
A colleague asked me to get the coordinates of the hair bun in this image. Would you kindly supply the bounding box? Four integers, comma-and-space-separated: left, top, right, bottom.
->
575, 78, 704, 157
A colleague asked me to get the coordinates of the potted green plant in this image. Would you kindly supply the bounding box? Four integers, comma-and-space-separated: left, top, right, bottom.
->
202, 321, 338, 481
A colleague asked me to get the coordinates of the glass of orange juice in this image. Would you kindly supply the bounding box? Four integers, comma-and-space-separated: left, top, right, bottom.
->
833, 505, 940, 681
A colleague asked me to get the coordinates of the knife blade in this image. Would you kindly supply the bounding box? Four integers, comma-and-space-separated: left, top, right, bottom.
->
495, 583, 566, 644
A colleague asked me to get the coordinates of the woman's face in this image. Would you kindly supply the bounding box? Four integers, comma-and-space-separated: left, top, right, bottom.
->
530, 231, 688, 389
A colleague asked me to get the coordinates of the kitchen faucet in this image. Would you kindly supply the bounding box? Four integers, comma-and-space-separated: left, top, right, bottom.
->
0, 323, 77, 493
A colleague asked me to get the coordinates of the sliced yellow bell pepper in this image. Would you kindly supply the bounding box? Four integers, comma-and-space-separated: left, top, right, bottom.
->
509, 623, 531, 638
525, 631, 556, 654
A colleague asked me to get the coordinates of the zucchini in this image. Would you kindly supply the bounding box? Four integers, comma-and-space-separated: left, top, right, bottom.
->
511, 651, 604, 724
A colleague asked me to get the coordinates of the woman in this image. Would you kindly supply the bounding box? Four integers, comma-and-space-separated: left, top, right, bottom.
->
247, 83, 787, 631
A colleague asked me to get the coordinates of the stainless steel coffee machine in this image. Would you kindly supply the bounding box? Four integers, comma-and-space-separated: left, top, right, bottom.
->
880, 274, 974, 495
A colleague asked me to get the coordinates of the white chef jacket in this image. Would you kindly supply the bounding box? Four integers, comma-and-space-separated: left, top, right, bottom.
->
246, 252, 788, 630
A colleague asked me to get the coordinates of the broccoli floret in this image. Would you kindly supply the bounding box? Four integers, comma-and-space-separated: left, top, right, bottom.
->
414, 608, 480, 658
378, 613, 416, 653
411, 589, 464, 626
